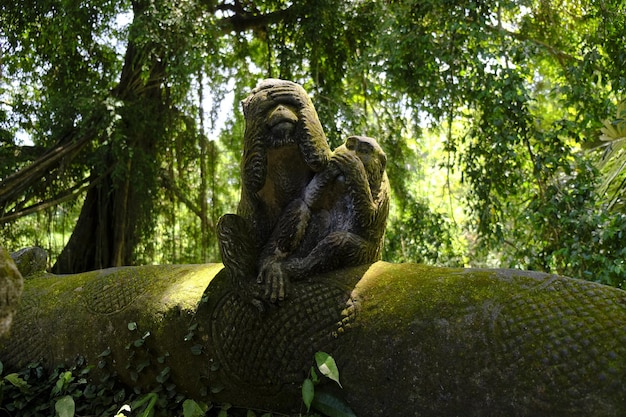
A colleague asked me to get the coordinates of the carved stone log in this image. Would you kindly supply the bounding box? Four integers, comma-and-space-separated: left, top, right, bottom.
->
1, 262, 625, 416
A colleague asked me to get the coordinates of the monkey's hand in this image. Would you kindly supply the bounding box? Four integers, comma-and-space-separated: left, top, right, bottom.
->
265, 86, 329, 172
257, 259, 288, 303
330, 150, 378, 226
267, 85, 307, 110
331, 152, 371, 192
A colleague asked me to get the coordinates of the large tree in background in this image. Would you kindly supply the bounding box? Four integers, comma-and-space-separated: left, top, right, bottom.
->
1, 0, 625, 283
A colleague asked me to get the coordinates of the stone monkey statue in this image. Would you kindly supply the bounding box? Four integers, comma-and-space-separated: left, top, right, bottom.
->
217, 79, 331, 295
257, 136, 390, 301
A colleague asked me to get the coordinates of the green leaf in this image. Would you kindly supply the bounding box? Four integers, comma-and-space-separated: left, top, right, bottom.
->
190, 344, 203, 355
114, 388, 126, 402
156, 366, 170, 383
315, 351, 342, 388
132, 393, 158, 417
55, 395, 75, 417
302, 378, 315, 412
310, 366, 319, 384
210, 383, 224, 394
98, 348, 111, 357
217, 403, 231, 417
128, 322, 138, 331
52, 371, 73, 395
182, 399, 208, 417
312, 391, 356, 417
246, 410, 257, 417
5, 373, 29, 392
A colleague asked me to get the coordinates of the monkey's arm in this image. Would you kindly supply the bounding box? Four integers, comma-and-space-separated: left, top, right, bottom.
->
302, 162, 343, 208
281, 231, 373, 279
332, 152, 379, 224
259, 199, 312, 261
257, 198, 312, 302
241, 131, 268, 195
256, 164, 342, 302
217, 214, 259, 297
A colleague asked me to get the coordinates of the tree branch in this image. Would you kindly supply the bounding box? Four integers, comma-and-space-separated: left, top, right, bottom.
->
0, 168, 112, 224
0, 127, 98, 205
216, 5, 296, 34
159, 170, 201, 219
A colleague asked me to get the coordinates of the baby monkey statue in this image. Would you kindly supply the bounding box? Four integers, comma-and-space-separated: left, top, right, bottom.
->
217, 79, 389, 304
257, 135, 390, 302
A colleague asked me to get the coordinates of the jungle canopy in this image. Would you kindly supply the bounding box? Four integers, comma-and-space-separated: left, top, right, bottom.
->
1, 0, 625, 286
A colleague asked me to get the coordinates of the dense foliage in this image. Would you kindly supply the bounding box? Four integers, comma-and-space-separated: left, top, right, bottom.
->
0, 351, 344, 417
0, 358, 312, 417
1, 0, 625, 285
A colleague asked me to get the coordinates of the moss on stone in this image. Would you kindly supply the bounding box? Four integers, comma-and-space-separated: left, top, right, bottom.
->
0, 246, 23, 336
2, 262, 626, 416
340, 263, 626, 416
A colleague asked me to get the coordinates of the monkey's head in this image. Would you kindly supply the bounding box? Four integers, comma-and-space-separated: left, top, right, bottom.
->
343, 135, 388, 196
242, 79, 330, 156
242, 79, 298, 147
239, 79, 331, 195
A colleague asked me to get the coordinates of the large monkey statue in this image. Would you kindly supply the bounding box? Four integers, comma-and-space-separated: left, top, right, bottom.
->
257, 136, 390, 302
217, 80, 331, 296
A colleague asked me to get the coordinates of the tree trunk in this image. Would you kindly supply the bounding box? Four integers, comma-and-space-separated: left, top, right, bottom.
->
53, 0, 166, 273
52, 180, 112, 273
199, 74, 210, 262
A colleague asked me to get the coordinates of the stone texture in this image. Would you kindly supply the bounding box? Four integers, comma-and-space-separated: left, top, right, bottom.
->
1, 262, 625, 416
10, 246, 48, 278
0, 246, 24, 336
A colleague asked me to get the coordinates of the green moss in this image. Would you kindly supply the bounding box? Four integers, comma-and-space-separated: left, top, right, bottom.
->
4, 261, 626, 416
339, 263, 626, 416
353, 262, 518, 329
1, 264, 223, 374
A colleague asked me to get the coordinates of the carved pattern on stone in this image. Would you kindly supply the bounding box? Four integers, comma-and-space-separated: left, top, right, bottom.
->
83, 268, 156, 315
496, 275, 626, 401
211, 280, 357, 389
